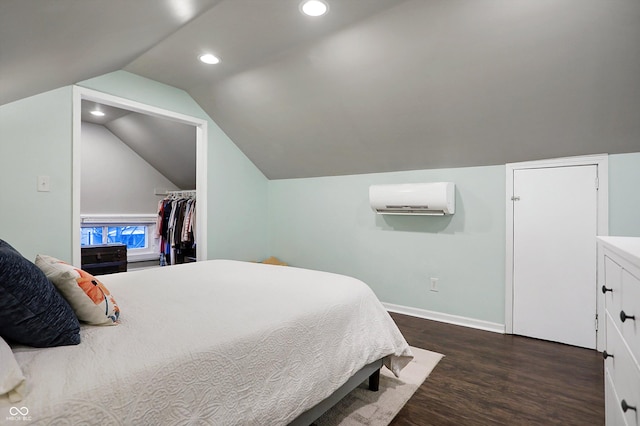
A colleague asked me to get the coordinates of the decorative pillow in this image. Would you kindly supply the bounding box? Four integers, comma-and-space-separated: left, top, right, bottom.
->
0, 239, 80, 347
35, 255, 120, 325
0, 336, 26, 402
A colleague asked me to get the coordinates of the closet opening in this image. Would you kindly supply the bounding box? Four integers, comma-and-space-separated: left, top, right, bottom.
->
72, 86, 208, 271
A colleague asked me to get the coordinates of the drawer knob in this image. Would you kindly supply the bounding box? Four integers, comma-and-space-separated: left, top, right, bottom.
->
601, 285, 613, 294
602, 350, 614, 360
620, 311, 636, 323
621, 399, 637, 413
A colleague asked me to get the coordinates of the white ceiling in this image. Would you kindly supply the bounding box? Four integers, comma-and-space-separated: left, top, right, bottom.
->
2, 0, 640, 179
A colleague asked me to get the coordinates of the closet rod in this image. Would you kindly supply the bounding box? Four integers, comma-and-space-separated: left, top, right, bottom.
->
163, 189, 196, 199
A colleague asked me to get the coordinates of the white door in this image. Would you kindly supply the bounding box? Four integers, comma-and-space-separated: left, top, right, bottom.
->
512, 165, 598, 349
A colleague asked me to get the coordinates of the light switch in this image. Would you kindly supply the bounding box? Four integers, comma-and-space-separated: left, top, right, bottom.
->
37, 175, 50, 192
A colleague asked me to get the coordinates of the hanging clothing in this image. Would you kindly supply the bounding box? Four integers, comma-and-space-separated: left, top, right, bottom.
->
157, 193, 196, 265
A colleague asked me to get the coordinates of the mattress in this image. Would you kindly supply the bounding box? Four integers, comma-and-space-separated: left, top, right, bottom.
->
1, 260, 412, 425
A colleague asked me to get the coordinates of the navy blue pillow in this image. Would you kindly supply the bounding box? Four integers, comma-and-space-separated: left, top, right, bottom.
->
0, 239, 80, 347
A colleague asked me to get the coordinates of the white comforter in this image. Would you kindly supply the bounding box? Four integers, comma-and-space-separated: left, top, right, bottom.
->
2, 260, 412, 425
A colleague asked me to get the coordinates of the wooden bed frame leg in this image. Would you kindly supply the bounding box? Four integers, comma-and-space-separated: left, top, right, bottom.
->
368, 368, 380, 392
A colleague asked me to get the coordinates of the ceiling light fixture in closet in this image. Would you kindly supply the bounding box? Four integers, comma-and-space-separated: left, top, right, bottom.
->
199, 53, 220, 65
90, 110, 105, 117
300, 0, 328, 17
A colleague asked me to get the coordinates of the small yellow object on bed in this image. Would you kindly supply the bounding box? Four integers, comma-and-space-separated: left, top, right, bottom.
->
260, 256, 288, 266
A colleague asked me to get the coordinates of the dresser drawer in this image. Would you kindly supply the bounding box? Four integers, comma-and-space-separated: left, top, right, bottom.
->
606, 313, 640, 426
81, 244, 127, 275
605, 256, 624, 325
606, 370, 628, 426
81, 245, 127, 263
620, 269, 640, 366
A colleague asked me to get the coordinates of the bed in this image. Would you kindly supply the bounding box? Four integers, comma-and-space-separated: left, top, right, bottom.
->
0, 257, 413, 425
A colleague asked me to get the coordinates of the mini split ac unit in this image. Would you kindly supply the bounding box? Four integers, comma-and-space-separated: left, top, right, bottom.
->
369, 182, 455, 216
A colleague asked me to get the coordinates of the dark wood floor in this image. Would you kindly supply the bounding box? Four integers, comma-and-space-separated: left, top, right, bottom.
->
388, 313, 604, 426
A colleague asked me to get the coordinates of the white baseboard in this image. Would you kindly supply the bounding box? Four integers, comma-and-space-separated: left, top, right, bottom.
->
383, 302, 505, 334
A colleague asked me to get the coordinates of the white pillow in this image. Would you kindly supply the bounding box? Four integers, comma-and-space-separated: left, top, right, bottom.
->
0, 336, 26, 402
35, 254, 120, 325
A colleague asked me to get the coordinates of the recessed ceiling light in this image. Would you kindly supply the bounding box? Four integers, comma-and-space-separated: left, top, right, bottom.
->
300, 0, 328, 17
199, 53, 220, 65
90, 110, 105, 117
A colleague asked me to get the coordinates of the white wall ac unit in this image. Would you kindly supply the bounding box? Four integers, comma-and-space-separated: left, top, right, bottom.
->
369, 182, 455, 215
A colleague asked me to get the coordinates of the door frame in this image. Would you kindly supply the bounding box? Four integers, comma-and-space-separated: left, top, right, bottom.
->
504, 154, 608, 350
71, 86, 208, 267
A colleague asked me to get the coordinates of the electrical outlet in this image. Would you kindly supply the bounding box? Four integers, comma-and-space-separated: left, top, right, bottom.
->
430, 277, 439, 292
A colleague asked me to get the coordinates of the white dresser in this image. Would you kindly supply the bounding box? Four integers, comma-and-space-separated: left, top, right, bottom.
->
599, 236, 640, 426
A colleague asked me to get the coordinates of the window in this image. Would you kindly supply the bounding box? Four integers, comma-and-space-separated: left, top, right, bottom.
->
81, 215, 159, 262
81, 226, 148, 249
81, 226, 103, 246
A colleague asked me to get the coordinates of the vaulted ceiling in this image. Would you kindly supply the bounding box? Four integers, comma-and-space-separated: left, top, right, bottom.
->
2, 0, 639, 179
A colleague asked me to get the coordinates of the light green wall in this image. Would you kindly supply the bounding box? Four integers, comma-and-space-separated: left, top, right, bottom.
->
0, 71, 269, 263
0, 87, 74, 261
268, 166, 506, 324
609, 152, 640, 237
78, 71, 269, 261
268, 153, 640, 325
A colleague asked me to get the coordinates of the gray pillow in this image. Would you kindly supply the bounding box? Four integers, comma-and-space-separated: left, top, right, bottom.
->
0, 240, 80, 347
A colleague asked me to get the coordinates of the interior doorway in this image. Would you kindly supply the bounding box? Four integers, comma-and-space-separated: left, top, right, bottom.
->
504, 154, 609, 350
71, 86, 208, 268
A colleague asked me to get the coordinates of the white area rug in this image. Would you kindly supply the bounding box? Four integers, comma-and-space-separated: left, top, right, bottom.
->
313, 347, 443, 426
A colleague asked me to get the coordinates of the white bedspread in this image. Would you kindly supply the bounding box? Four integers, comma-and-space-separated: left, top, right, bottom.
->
1, 260, 412, 425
